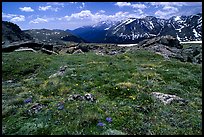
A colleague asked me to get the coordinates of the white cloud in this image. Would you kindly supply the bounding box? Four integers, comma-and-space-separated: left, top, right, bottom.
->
134, 9, 143, 14
10, 15, 25, 22
79, 2, 85, 9
131, 4, 147, 9
39, 6, 51, 11
46, 2, 64, 7
150, 2, 187, 7
29, 17, 55, 24
115, 2, 131, 7
155, 6, 179, 19
98, 10, 105, 13
2, 12, 25, 22
70, 2, 77, 4
61, 10, 147, 25
19, 7, 34, 12
163, 6, 178, 11
39, 5, 59, 12
115, 2, 147, 9
29, 17, 48, 24
2, 12, 16, 18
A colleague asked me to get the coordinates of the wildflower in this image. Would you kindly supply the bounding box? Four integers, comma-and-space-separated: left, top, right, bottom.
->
24, 98, 32, 103
58, 105, 64, 110
106, 117, 112, 123
97, 122, 105, 127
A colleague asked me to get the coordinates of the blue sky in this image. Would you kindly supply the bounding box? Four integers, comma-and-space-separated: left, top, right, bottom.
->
2, 2, 202, 30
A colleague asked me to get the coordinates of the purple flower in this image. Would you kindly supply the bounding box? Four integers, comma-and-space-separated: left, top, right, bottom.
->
24, 98, 32, 103
106, 117, 112, 123
58, 105, 64, 110
97, 122, 105, 127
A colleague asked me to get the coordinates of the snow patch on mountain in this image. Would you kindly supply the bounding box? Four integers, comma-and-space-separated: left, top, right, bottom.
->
193, 29, 201, 37
124, 18, 136, 25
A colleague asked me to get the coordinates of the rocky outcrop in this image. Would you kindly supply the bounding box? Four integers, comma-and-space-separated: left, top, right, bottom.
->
180, 46, 202, 64
136, 35, 202, 64
2, 21, 33, 44
138, 35, 182, 49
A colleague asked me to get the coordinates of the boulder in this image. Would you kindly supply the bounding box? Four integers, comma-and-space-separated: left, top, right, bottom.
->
138, 35, 182, 49
151, 92, 188, 105
180, 45, 202, 64
73, 49, 84, 54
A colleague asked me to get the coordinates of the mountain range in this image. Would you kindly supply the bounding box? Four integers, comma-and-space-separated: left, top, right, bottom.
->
2, 21, 85, 46
68, 13, 202, 44
2, 13, 202, 45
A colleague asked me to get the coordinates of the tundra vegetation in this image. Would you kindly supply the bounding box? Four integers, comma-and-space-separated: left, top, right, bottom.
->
2, 42, 202, 135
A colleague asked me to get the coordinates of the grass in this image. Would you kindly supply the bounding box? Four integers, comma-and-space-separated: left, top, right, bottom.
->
2, 48, 202, 135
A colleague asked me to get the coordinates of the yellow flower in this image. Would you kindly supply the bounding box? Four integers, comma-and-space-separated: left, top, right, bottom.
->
129, 96, 136, 100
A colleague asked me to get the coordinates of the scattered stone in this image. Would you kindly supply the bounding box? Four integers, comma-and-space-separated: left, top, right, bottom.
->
41, 48, 58, 55
198, 110, 202, 114
84, 93, 96, 102
5, 80, 14, 83
102, 129, 127, 135
27, 103, 44, 114
73, 49, 84, 54
14, 47, 37, 52
73, 94, 85, 101
68, 93, 96, 102
49, 65, 68, 78
151, 92, 187, 105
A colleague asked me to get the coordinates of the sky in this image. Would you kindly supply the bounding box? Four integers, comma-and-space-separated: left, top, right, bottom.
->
2, 2, 202, 30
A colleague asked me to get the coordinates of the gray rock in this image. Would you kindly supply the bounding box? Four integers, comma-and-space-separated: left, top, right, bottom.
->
49, 65, 68, 78
138, 35, 182, 49
73, 49, 84, 54
27, 103, 45, 114
68, 93, 96, 102
151, 92, 187, 105
102, 129, 127, 135
84, 93, 96, 102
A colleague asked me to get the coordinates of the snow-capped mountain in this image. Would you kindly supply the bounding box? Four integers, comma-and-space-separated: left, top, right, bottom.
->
104, 13, 202, 43
66, 20, 117, 43
69, 13, 202, 44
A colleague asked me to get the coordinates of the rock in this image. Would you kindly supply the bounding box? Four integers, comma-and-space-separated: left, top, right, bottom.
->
60, 65, 68, 72
73, 94, 85, 101
84, 93, 96, 102
14, 47, 37, 52
73, 49, 84, 54
27, 103, 44, 114
49, 65, 68, 78
41, 48, 58, 55
138, 35, 182, 48
66, 46, 77, 54
102, 129, 127, 135
180, 45, 202, 64
68, 93, 96, 102
138, 35, 182, 49
151, 92, 187, 105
